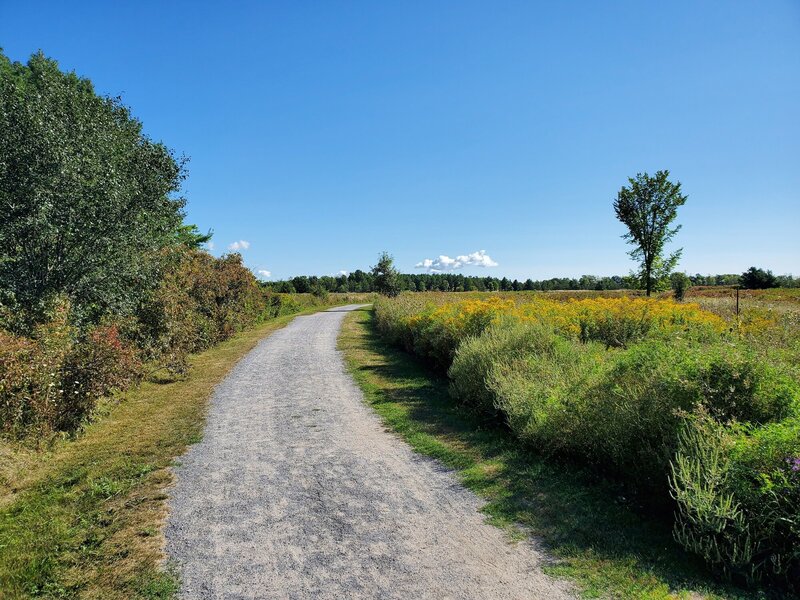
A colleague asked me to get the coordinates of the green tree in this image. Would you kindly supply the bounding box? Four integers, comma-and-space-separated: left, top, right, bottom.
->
614, 170, 687, 296
740, 266, 777, 290
0, 51, 186, 328
174, 224, 213, 249
670, 272, 692, 301
370, 251, 400, 297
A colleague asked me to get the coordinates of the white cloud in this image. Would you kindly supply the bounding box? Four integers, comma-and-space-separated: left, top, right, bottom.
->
228, 240, 250, 251
257, 269, 271, 278
415, 250, 498, 273
206, 241, 215, 251
337, 270, 349, 276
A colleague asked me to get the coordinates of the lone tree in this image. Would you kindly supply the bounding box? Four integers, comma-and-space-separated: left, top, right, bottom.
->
614, 170, 687, 296
371, 251, 400, 297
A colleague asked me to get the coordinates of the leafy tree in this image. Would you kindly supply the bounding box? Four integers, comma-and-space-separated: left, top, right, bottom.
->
370, 251, 400, 297
614, 170, 687, 296
0, 51, 186, 328
740, 267, 777, 290
291, 276, 310, 293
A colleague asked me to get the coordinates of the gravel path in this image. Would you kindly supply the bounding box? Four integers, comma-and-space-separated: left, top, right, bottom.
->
165, 305, 573, 599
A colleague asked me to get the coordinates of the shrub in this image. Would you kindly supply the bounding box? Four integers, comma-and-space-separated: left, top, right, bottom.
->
449, 320, 561, 414
671, 415, 800, 589
670, 415, 757, 582
0, 330, 48, 436
57, 324, 141, 431
449, 320, 604, 431
133, 249, 268, 374
727, 417, 800, 588
554, 340, 797, 493
671, 272, 692, 301
411, 298, 513, 370
0, 311, 140, 436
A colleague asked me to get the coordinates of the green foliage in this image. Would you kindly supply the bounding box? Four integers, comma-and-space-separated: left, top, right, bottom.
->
370, 251, 400, 297
0, 50, 186, 330
740, 267, 778, 290
671, 415, 800, 589
728, 417, 800, 588
553, 340, 797, 492
375, 294, 800, 589
671, 272, 692, 301
670, 415, 757, 582
614, 170, 687, 296
449, 321, 597, 424
173, 224, 213, 249
132, 249, 270, 375
310, 283, 329, 301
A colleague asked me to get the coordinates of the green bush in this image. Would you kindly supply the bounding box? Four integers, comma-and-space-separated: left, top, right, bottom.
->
132, 249, 269, 374
450, 325, 798, 496
671, 272, 692, 301
671, 415, 800, 589
670, 415, 757, 581
727, 417, 800, 587
373, 296, 428, 355
554, 340, 797, 493
449, 320, 604, 429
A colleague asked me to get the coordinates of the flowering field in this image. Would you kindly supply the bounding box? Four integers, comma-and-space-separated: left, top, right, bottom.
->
374, 291, 800, 591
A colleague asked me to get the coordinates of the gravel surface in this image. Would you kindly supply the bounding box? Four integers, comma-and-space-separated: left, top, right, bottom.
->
165, 305, 573, 599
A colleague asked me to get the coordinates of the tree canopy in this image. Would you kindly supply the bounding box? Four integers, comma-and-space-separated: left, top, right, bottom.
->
614, 170, 687, 296
740, 267, 778, 290
0, 51, 187, 328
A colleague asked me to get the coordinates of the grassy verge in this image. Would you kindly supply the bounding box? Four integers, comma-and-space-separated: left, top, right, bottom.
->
338, 307, 764, 600
0, 309, 320, 599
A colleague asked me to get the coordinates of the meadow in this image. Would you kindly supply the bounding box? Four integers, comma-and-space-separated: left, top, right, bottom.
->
372, 288, 800, 593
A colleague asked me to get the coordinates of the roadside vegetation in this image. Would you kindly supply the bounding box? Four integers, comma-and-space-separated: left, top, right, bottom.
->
370, 292, 799, 596
340, 306, 768, 599
0, 50, 373, 597
0, 299, 368, 599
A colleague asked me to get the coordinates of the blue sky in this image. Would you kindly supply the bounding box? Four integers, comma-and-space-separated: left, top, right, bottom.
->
2, 1, 798, 280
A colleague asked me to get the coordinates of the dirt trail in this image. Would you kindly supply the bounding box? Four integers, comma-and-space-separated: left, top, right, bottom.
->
165, 305, 573, 599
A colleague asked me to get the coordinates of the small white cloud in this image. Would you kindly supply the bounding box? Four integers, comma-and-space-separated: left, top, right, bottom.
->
337, 270, 349, 276
415, 250, 498, 273
206, 241, 215, 251
228, 240, 251, 251
257, 269, 271, 278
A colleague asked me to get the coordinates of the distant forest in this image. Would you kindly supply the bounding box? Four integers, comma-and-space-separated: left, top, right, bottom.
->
264, 271, 799, 294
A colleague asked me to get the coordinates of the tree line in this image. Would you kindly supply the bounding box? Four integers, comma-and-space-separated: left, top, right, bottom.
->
264, 269, 798, 295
